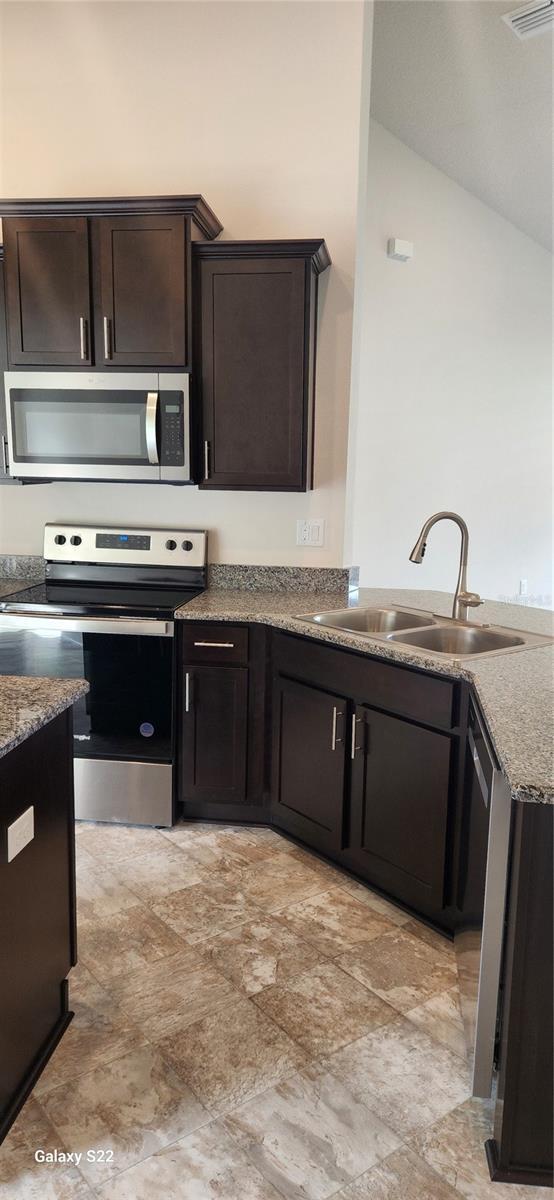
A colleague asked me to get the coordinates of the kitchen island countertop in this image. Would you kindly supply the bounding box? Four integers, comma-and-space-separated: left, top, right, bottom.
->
0, 676, 89, 760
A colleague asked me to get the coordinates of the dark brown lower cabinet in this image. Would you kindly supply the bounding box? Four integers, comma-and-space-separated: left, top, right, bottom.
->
345, 706, 452, 921
180, 665, 248, 807
271, 676, 346, 855
0, 711, 76, 1145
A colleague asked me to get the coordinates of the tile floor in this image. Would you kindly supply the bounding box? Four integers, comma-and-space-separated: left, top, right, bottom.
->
1, 821, 549, 1198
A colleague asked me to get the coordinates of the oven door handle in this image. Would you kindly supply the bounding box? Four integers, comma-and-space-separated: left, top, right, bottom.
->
145, 392, 160, 465
0, 614, 174, 637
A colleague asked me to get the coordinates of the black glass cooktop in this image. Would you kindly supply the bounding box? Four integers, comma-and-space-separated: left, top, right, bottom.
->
0, 581, 204, 620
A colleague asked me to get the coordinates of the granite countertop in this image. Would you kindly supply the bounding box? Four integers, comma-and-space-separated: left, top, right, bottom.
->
176, 586, 554, 806
0, 676, 89, 760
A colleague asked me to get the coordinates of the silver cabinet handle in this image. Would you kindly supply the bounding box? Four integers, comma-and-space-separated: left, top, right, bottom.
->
79, 316, 88, 361
331, 706, 343, 751
351, 714, 362, 760
185, 671, 192, 713
204, 440, 210, 481
145, 392, 159, 465
103, 316, 112, 360
193, 641, 235, 648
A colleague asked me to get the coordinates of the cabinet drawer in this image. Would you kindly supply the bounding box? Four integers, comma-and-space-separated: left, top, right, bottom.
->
273, 632, 456, 729
181, 624, 249, 665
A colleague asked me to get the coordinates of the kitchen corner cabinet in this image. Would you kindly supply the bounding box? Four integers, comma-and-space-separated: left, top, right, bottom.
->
177, 623, 268, 821
272, 676, 346, 855
271, 632, 460, 927
194, 240, 331, 491
0, 196, 223, 370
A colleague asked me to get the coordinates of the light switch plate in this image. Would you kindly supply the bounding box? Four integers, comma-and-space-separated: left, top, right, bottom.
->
7, 806, 34, 863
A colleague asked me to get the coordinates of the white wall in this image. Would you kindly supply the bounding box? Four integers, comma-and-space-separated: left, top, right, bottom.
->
347, 120, 553, 604
0, 0, 364, 565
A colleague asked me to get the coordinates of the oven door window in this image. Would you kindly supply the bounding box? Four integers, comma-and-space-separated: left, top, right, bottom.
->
10, 391, 150, 464
0, 628, 172, 762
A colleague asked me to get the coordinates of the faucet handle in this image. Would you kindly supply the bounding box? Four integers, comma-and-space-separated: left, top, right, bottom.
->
459, 591, 483, 608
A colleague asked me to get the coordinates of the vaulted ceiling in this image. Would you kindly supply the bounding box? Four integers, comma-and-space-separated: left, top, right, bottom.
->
371, 0, 553, 250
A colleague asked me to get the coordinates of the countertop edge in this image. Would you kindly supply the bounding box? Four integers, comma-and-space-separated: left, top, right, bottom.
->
174, 604, 553, 806
0, 677, 90, 761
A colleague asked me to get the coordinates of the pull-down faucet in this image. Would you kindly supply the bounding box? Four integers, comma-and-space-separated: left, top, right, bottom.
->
409, 511, 483, 622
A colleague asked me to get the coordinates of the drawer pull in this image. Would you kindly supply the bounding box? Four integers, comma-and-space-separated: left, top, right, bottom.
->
331, 705, 343, 751
185, 671, 192, 713
193, 641, 235, 648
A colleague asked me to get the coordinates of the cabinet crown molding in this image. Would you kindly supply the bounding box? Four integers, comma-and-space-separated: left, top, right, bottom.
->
0, 195, 223, 239
193, 238, 331, 275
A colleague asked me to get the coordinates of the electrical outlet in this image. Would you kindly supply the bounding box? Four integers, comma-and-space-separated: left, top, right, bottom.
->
296, 519, 325, 547
7, 806, 34, 863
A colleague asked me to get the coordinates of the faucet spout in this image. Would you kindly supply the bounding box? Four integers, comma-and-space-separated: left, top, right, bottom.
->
408, 511, 482, 621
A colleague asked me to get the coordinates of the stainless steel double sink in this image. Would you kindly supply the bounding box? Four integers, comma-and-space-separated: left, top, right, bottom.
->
296, 606, 551, 660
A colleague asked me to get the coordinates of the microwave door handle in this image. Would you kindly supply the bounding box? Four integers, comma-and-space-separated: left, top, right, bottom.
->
145, 392, 159, 465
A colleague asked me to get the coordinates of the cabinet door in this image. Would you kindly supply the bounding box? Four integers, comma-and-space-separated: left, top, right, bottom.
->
94, 215, 186, 366
3, 216, 92, 366
181, 666, 248, 805
199, 257, 307, 489
272, 676, 346, 854
347, 705, 452, 919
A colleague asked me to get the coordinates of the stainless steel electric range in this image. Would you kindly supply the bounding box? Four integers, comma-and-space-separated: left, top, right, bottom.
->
0, 524, 207, 827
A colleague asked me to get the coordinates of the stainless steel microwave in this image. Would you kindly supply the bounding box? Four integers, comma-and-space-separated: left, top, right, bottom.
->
3, 371, 191, 483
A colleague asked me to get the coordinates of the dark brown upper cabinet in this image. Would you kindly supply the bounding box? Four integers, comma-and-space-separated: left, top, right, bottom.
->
3, 216, 92, 366
0, 195, 223, 370
194, 240, 330, 491
92, 215, 186, 367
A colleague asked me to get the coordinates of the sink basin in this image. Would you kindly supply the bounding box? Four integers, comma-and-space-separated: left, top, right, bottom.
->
299, 607, 436, 634
388, 626, 525, 656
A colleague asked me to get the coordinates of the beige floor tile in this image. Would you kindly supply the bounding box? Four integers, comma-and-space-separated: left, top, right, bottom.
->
78, 903, 187, 982
229, 851, 331, 913
335, 1144, 461, 1199
224, 1061, 401, 1200
403, 918, 455, 959
39, 1044, 209, 1187
108, 949, 239, 1040
284, 845, 351, 886
152, 879, 263, 944
275, 886, 395, 957
323, 1015, 470, 1138
34, 965, 147, 1095
411, 1098, 551, 1200
200, 914, 323, 994
75, 821, 168, 866
76, 864, 145, 925
158, 997, 306, 1114
95, 1121, 283, 1199
254, 960, 397, 1057
405, 988, 468, 1059
105, 842, 208, 905
337, 926, 457, 1013
158, 823, 279, 868
0, 1098, 95, 1199
337, 877, 411, 925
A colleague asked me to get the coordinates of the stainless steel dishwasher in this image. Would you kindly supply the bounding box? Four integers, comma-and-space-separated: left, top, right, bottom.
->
455, 698, 512, 1097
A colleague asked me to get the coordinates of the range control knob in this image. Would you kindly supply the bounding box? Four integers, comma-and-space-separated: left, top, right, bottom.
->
70, 535, 82, 546
182, 540, 193, 552
165, 539, 177, 551
54, 534, 66, 545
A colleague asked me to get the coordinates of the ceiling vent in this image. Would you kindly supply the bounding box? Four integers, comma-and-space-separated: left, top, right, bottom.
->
502, 0, 554, 39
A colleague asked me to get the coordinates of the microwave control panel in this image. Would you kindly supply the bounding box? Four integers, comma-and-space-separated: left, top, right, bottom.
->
161, 395, 184, 466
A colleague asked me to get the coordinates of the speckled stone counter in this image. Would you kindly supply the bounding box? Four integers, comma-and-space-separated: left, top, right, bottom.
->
0, 676, 89, 760
176, 586, 553, 806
